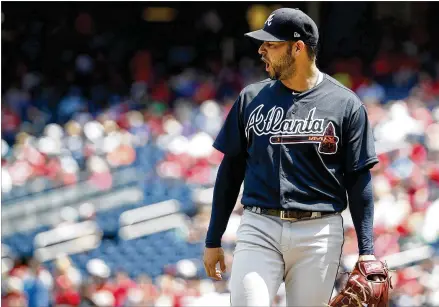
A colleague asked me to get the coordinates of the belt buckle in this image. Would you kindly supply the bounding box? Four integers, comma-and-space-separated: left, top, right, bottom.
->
311, 212, 321, 218
280, 211, 298, 221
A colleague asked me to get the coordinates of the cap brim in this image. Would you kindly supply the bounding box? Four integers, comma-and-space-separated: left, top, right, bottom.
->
244, 29, 285, 42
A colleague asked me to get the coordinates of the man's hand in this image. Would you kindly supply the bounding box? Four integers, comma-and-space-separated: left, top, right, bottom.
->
328, 258, 392, 306
358, 254, 376, 261
203, 247, 226, 281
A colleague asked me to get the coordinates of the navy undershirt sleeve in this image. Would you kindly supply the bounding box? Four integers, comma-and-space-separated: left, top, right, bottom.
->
205, 153, 247, 248
345, 169, 375, 255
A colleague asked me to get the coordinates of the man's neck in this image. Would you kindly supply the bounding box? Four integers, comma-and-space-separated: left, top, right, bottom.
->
281, 62, 320, 93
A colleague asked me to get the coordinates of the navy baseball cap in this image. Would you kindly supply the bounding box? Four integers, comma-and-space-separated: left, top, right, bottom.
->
245, 8, 319, 46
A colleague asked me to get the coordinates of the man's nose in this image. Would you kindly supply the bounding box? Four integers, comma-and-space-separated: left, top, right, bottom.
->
258, 43, 266, 55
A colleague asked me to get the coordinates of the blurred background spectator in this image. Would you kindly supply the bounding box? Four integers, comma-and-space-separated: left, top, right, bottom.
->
1, 2, 439, 306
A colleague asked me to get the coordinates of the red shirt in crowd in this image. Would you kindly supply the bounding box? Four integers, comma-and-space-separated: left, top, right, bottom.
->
113, 278, 137, 307
54, 290, 81, 307
2, 293, 27, 307
54, 275, 81, 307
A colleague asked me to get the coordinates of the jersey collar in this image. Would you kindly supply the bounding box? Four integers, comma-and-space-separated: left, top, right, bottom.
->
277, 72, 326, 98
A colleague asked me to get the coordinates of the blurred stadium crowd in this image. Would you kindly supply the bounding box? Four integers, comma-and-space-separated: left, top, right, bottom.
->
2, 2, 439, 307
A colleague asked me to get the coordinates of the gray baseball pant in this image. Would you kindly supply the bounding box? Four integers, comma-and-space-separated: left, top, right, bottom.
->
229, 208, 344, 306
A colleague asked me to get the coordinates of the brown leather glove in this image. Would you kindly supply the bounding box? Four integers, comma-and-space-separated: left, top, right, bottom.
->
328, 260, 393, 307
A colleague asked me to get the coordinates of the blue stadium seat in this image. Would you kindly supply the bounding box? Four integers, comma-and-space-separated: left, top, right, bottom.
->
11, 185, 30, 199
2, 192, 13, 202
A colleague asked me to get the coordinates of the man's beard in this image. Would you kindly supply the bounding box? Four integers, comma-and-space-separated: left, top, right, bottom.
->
268, 44, 295, 80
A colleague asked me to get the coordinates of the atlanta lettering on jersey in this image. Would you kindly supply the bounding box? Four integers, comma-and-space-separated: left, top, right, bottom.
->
245, 105, 324, 138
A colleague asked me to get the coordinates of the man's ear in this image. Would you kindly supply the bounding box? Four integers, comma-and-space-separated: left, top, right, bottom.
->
295, 40, 305, 55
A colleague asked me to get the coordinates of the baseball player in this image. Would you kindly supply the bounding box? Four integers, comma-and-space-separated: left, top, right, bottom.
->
203, 8, 385, 307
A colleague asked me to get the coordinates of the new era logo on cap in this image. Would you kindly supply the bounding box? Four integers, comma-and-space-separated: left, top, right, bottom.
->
294, 32, 300, 38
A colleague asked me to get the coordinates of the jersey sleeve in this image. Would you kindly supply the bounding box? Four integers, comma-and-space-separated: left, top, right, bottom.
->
213, 94, 247, 156
343, 104, 379, 173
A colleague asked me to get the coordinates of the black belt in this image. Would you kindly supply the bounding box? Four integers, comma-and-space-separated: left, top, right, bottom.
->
244, 206, 339, 221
